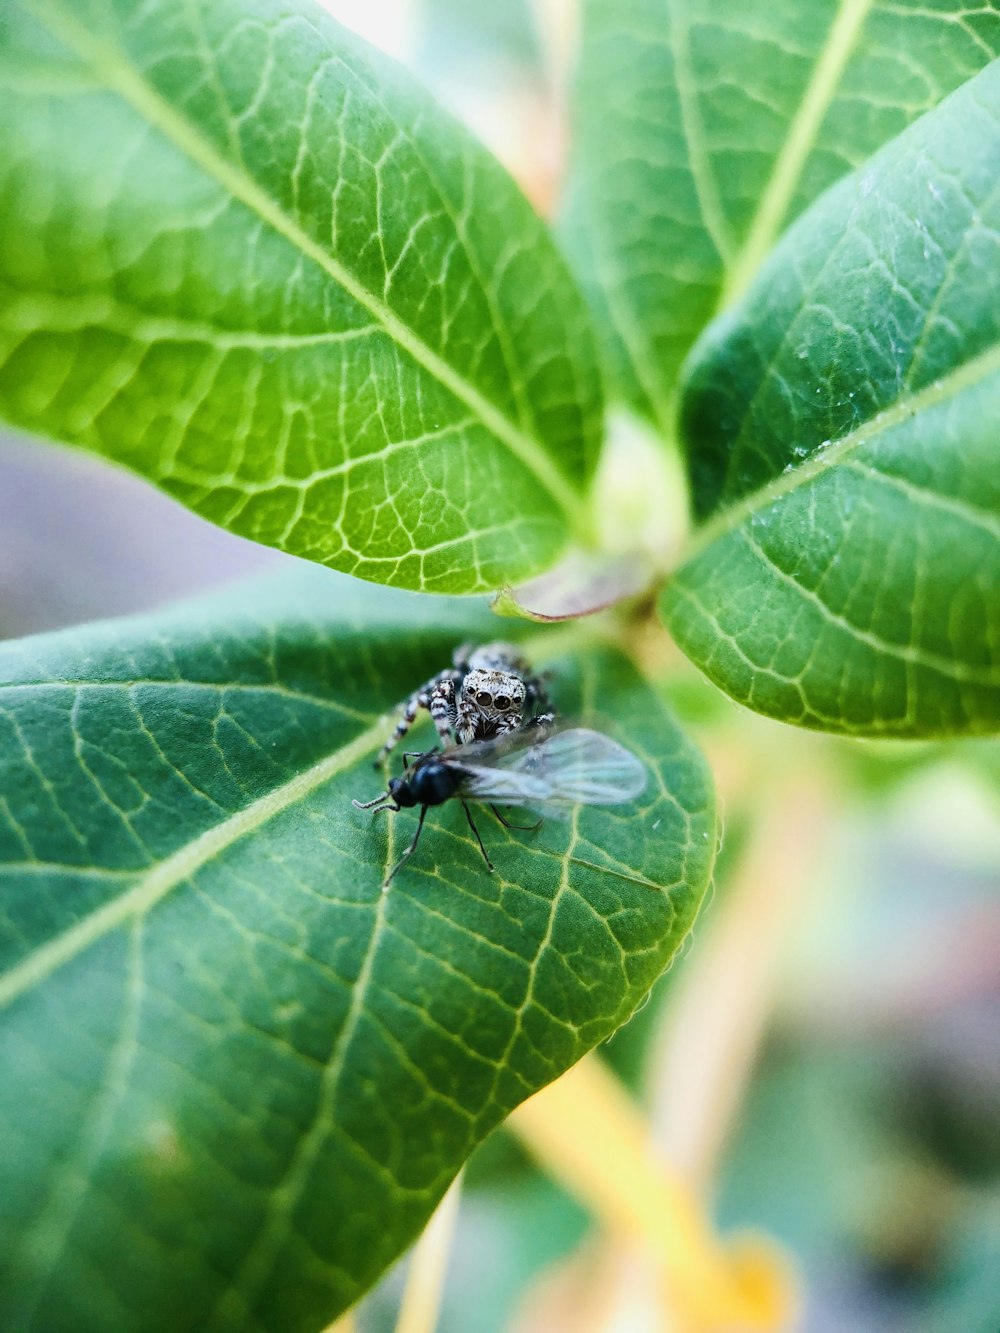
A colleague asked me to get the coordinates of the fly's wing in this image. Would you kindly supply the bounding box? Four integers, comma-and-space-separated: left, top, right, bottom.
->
524, 728, 647, 805
453, 757, 554, 806
459, 729, 646, 807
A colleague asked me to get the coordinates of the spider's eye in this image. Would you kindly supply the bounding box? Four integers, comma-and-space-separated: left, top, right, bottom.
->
476, 690, 493, 707
495, 694, 512, 710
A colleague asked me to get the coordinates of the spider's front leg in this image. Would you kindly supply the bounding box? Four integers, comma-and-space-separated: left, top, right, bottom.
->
493, 711, 524, 740
429, 677, 460, 747
454, 694, 482, 746
527, 709, 556, 737
525, 672, 553, 716
525, 673, 556, 736
452, 642, 474, 672
377, 669, 458, 763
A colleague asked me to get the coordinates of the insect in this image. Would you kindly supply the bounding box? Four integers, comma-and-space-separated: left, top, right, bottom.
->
354, 728, 647, 887
377, 641, 554, 762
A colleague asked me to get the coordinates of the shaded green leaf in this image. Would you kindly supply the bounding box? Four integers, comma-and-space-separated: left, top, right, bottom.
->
561, 0, 1000, 431
0, 0, 600, 595
0, 567, 715, 1332
662, 63, 1000, 737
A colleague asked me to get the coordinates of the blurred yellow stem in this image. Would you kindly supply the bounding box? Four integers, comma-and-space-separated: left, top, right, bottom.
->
394, 1172, 464, 1333
649, 772, 831, 1185
321, 1310, 357, 1333
510, 1057, 793, 1330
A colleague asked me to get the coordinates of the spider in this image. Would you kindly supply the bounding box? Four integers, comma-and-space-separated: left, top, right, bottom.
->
377, 641, 554, 763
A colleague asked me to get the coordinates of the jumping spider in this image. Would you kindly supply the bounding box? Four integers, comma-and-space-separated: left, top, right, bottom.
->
377, 641, 554, 762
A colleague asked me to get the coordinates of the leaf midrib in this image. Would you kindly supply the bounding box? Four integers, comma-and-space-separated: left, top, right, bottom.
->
0, 677, 379, 721
31, 0, 587, 529
717, 0, 874, 309
680, 336, 1000, 563
0, 287, 381, 350
0, 717, 387, 1009
207, 829, 395, 1328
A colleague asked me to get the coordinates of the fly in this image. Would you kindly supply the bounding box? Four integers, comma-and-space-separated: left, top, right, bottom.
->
353, 728, 647, 887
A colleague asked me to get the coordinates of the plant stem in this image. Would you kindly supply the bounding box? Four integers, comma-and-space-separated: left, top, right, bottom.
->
510, 1056, 794, 1330
647, 765, 833, 1187
394, 1172, 464, 1333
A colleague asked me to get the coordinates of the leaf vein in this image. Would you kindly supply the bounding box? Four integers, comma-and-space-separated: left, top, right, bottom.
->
739, 526, 997, 684
719, 0, 875, 307
33, 1, 585, 526
0, 719, 387, 1009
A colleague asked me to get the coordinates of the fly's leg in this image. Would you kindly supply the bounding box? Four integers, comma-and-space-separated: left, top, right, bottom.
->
383, 804, 429, 888
461, 800, 494, 870
489, 804, 542, 832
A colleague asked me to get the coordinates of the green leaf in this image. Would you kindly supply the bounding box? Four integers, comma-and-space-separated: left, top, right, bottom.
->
0, 0, 601, 596
661, 63, 1000, 738
561, 0, 1000, 432
0, 567, 715, 1332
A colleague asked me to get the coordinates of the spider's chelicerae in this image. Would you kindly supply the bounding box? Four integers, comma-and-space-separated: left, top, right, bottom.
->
378, 641, 554, 762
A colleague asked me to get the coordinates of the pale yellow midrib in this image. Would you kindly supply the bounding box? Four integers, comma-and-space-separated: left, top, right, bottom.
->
2, 288, 381, 350
718, 0, 874, 310
679, 337, 1000, 563
0, 720, 388, 1009
34, 1, 586, 528
670, 3, 733, 268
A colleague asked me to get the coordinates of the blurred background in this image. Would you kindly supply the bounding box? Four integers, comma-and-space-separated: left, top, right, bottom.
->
2, 2, 997, 1330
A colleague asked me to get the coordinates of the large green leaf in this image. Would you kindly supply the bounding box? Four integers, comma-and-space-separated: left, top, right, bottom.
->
0, 567, 715, 1332
0, 0, 600, 595
561, 0, 1000, 431
661, 63, 1000, 738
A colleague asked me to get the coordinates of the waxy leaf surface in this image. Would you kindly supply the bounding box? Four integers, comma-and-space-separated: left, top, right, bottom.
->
662, 64, 1000, 737
0, 568, 715, 1332
562, 0, 1000, 430
0, 0, 600, 594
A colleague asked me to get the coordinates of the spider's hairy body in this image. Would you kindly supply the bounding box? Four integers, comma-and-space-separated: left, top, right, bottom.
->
378, 641, 554, 761
457, 645, 529, 743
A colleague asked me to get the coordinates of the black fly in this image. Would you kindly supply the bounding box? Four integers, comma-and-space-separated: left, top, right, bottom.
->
353, 729, 646, 887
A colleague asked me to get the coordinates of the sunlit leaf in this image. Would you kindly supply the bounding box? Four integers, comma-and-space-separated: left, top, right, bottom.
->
0, 0, 601, 594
